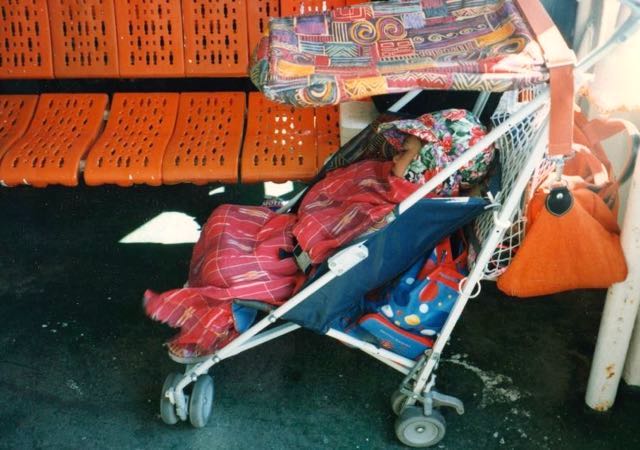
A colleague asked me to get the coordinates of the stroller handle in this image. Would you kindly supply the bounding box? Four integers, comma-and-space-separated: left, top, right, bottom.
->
576, 0, 640, 72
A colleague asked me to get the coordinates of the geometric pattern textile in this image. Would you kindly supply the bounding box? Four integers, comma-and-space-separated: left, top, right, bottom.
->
251, 0, 548, 107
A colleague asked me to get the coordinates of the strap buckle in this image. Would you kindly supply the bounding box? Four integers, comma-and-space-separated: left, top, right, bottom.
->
293, 244, 313, 275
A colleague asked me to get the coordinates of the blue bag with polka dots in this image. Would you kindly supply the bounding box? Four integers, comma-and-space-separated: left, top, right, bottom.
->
373, 234, 468, 339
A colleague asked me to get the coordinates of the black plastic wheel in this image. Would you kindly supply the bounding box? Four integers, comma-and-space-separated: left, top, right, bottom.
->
391, 390, 408, 415
189, 375, 214, 428
160, 372, 182, 425
395, 407, 446, 448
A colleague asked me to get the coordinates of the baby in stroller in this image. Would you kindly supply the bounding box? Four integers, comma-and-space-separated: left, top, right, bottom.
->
144, 108, 494, 360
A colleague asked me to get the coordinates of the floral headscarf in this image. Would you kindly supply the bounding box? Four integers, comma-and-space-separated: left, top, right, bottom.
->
378, 109, 494, 196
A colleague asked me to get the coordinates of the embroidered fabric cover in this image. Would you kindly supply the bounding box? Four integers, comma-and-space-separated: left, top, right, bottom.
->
294, 159, 425, 263
250, 0, 548, 107
144, 160, 423, 355
144, 205, 300, 354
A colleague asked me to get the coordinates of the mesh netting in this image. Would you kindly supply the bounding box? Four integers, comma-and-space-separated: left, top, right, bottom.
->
473, 87, 552, 280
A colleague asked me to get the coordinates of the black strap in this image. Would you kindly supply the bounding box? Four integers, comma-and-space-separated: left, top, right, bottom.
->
293, 244, 313, 275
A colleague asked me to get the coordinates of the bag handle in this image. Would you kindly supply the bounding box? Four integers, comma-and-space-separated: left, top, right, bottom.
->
515, 0, 576, 157
579, 116, 640, 184
569, 143, 610, 187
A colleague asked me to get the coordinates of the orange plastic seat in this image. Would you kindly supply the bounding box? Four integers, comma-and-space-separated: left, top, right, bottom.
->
315, 105, 341, 168
48, 0, 119, 78
280, 0, 345, 15
182, 0, 250, 77
163, 92, 245, 184
0, 95, 39, 161
0, 94, 108, 187
114, 0, 185, 77
84, 93, 179, 186
0, 0, 54, 79
241, 93, 317, 183
246, 0, 279, 55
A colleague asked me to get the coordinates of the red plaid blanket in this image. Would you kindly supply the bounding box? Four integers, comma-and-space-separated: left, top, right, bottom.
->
295, 160, 424, 263
144, 205, 299, 355
145, 161, 423, 357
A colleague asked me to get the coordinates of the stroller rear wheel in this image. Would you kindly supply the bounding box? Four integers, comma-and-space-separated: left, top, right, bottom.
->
390, 390, 408, 415
160, 372, 182, 425
189, 375, 214, 428
395, 407, 446, 448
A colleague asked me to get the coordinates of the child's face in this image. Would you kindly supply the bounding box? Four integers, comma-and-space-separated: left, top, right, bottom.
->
392, 135, 422, 178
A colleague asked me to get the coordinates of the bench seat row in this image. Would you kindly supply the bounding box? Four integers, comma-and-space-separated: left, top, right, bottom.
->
0, 0, 359, 79
0, 92, 340, 187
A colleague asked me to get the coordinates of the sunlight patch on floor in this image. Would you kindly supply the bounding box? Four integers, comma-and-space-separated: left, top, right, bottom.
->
264, 181, 294, 198
208, 186, 226, 196
119, 212, 201, 244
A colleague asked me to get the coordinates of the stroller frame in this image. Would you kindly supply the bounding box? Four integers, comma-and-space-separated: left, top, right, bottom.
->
160, 1, 640, 446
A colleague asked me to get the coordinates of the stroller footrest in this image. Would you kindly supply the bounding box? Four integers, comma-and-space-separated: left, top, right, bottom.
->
430, 390, 465, 415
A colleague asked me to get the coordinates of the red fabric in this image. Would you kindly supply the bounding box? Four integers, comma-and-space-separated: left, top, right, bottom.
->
294, 160, 424, 263
145, 160, 424, 356
145, 291, 237, 355
144, 205, 299, 355
187, 205, 299, 302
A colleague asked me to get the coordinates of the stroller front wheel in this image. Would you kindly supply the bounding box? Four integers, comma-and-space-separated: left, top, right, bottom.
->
160, 373, 182, 425
189, 375, 214, 428
395, 407, 446, 448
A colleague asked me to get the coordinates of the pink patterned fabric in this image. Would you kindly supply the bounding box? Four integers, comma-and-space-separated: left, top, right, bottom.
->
144, 205, 299, 354
187, 205, 299, 302
295, 160, 424, 263
145, 161, 431, 356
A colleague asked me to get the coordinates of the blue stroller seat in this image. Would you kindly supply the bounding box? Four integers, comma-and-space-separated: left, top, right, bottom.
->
282, 196, 487, 333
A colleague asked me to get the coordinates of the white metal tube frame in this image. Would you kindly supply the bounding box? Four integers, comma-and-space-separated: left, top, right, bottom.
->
164, 0, 640, 425
165, 86, 552, 419
586, 130, 640, 409
575, 0, 640, 73
405, 120, 551, 405
326, 328, 415, 374
169, 270, 337, 419
472, 91, 492, 118
168, 244, 369, 420
581, 0, 640, 411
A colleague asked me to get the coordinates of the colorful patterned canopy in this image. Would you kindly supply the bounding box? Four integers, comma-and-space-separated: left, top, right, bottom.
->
251, 0, 549, 107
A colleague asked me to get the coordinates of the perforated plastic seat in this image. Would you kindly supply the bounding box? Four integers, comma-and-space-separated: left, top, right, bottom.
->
183, 0, 249, 76
0, 0, 54, 79
0, 95, 39, 161
48, 0, 119, 78
279, 0, 345, 15
316, 105, 341, 168
246, 0, 279, 55
114, 0, 185, 77
0, 94, 108, 187
84, 93, 179, 186
162, 92, 245, 184
241, 93, 317, 183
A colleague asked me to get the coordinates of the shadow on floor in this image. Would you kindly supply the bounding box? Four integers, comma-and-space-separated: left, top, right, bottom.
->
0, 185, 638, 449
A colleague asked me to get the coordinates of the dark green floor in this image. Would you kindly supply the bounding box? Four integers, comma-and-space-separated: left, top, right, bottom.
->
1, 185, 639, 450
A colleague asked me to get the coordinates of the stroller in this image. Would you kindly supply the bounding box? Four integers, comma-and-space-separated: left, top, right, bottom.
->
156, 0, 640, 447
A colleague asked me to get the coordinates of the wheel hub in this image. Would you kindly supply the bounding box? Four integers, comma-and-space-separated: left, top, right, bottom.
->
407, 422, 438, 443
